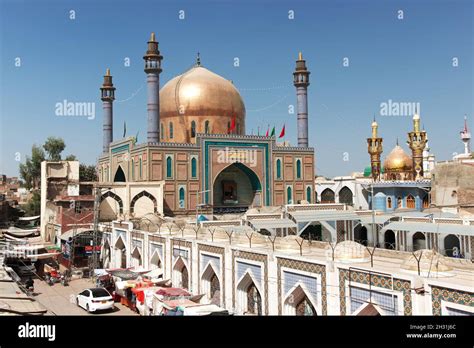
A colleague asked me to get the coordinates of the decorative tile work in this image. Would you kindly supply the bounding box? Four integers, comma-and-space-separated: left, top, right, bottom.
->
338, 269, 412, 316
197, 244, 225, 301
131, 231, 144, 239
232, 250, 268, 315
277, 258, 327, 315
431, 286, 474, 316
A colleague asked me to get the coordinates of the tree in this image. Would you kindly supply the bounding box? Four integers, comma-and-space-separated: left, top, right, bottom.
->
23, 191, 41, 216
79, 164, 97, 182
43, 136, 65, 161
19, 145, 45, 189
65, 154, 77, 161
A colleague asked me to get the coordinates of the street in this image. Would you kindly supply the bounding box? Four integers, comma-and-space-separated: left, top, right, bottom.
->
32, 277, 138, 316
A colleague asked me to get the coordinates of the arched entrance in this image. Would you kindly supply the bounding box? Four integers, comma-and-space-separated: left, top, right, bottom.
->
354, 226, 368, 246
320, 188, 335, 203
338, 187, 353, 205
444, 234, 460, 257
114, 236, 127, 269
173, 258, 189, 290
412, 232, 426, 251
384, 230, 396, 250
213, 163, 262, 211
202, 264, 221, 306
131, 247, 142, 268
130, 191, 157, 215
113, 165, 126, 182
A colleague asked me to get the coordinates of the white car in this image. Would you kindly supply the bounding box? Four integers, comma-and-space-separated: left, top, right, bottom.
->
76, 287, 114, 313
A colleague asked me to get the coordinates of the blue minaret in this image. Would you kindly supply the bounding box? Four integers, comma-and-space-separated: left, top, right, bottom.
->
100, 68, 115, 153
143, 32, 163, 143
293, 52, 310, 148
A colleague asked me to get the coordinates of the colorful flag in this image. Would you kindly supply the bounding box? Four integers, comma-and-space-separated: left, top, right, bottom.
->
270, 126, 275, 137
265, 125, 269, 137
279, 124, 285, 138
123, 122, 127, 138
229, 115, 236, 133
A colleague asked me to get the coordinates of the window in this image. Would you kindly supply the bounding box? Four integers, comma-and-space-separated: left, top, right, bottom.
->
247, 283, 262, 315
287, 186, 293, 204
74, 202, 82, 214
406, 195, 415, 209
166, 156, 173, 178
179, 187, 185, 209
191, 157, 197, 178
296, 159, 302, 179
205, 120, 210, 134
191, 121, 196, 138
139, 158, 142, 179
397, 196, 402, 208
306, 187, 312, 203
387, 197, 392, 209
276, 159, 282, 179
169, 122, 174, 139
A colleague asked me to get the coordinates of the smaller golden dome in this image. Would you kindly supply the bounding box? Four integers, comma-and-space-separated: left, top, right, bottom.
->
384, 145, 413, 171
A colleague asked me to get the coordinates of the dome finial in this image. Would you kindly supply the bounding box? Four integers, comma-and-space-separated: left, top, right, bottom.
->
196, 52, 201, 66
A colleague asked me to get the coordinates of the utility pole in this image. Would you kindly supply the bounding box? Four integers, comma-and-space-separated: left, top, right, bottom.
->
90, 186, 102, 279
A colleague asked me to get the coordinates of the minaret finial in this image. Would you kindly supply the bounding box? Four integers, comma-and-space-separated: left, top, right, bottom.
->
150, 32, 156, 41
196, 52, 201, 66
298, 51, 303, 60
396, 137, 399, 146
106, 68, 110, 76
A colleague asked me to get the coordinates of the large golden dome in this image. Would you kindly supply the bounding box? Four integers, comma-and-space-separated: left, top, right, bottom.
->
159, 65, 246, 143
384, 145, 413, 171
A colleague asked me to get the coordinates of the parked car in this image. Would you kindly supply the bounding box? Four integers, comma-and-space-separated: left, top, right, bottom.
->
76, 288, 114, 313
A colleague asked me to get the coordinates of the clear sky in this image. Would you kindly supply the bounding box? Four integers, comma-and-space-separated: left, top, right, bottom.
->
1, 0, 472, 178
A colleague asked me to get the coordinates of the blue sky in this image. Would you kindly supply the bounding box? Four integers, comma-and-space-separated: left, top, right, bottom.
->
1, 0, 472, 178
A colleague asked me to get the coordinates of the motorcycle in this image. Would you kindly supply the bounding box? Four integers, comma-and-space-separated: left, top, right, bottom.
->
44, 269, 62, 286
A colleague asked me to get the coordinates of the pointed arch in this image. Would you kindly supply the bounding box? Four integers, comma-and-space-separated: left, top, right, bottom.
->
237, 271, 263, 315
113, 165, 126, 182
320, 188, 335, 203
284, 283, 317, 316
338, 186, 353, 205
173, 256, 189, 290
201, 262, 221, 306
150, 249, 163, 270
131, 246, 142, 268
130, 190, 157, 214
406, 194, 415, 209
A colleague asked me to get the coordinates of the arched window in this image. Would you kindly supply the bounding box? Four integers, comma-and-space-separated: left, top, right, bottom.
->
276, 159, 282, 179
191, 120, 196, 138
247, 283, 262, 315
397, 196, 402, 208
179, 187, 185, 209
169, 122, 174, 139
166, 156, 173, 178
406, 195, 415, 209
387, 197, 392, 209
181, 266, 189, 290
306, 186, 312, 203
210, 274, 220, 305
423, 195, 429, 209
296, 296, 316, 316
205, 120, 210, 134
287, 186, 293, 204
296, 159, 302, 179
160, 123, 164, 140
191, 157, 197, 178
338, 187, 353, 205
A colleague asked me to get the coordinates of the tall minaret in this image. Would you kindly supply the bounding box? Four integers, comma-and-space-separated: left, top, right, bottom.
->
460, 115, 471, 155
293, 52, 310, 148
407, 111, 427, 180
100, 68, 115, 153
143, 32, 163, 143
367, 118, 383, 181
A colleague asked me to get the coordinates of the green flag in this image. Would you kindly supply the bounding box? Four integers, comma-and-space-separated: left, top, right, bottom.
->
133, 131, 139, 144
270, 126, 275, 137
123, 122, 127, 138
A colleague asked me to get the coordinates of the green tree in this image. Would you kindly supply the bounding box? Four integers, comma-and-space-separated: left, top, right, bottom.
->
43, 136, 65, 161
23, 191, 41, 216
79, 164, 98, 182
19, 144, 45, 189
65, 154, 77, 161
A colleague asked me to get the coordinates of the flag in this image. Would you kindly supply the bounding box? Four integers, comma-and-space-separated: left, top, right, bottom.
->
279, 124, 285, 138
270, 126, 275, 137
229, 115, 236, 133
265, 125, 269, 137
134, 131, 139, 144
123, 122, 127, 138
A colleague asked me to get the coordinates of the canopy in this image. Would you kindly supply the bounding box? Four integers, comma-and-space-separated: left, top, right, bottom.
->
155, 287, 191, 297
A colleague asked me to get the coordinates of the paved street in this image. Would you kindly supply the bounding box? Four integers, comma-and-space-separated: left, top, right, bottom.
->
32, 277, 138, 316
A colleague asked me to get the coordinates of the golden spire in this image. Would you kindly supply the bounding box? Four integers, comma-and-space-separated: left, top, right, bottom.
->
106, 68, 110, 76
371, 117, 378, 138
150, 32, 156, 41
298, 51, 303, 60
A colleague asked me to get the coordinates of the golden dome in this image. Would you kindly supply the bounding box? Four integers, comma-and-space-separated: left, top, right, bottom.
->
159, 65, 246, 143
384, 145, 413, 171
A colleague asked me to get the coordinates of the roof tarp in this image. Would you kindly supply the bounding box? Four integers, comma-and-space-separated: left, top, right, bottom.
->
250, 218, 297, 230
382, 222, 474, 236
